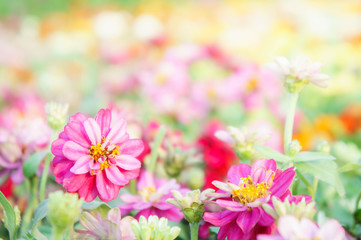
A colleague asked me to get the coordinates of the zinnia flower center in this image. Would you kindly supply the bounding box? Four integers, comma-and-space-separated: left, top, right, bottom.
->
89, 143, 120, 171
231, 176, 270, 205
138, 186, 156, 202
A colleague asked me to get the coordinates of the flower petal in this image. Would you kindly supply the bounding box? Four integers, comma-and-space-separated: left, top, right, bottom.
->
96, 171, 118, 202
116, 155, 141, 170
51, 138, 65, 157
63, 141, 89, 161
236, 207, 261, 233
65, 121, 90, 148
119, 139, 144, 157
105, 166, 128, 186
204, 210, 239, 227
70, 155, 91, 174
77, 175, 98, 202
227, 163, 252, 184
270, 167, 295, 197
84, 118, 102, 145
104, 119, 127, 146
95, 109, 112, 136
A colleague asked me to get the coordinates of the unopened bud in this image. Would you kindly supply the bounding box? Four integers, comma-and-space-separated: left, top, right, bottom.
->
45, 102, 69, 130
287, 140, 302, 157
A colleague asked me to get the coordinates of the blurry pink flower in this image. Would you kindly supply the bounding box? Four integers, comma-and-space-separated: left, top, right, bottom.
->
204, 159, 295, 240
76, 208, 135, 240
118, 170, 187, 221
235, 64, 282, 111
51, 108, 144, 202
0, 93, 51, 184
257, 216, 346, 240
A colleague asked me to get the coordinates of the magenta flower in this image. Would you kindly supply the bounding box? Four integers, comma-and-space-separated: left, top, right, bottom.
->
204, 159, 295, 240
118, 170, 187, 221
51, 108, 144, 202
257, 215, 346, 240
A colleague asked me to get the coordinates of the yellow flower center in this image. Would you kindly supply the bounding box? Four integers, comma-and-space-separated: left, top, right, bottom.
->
246, 77, 258, 92
231, 176, 270, 205
89, 142, 120, 172
138, 187, 156, 202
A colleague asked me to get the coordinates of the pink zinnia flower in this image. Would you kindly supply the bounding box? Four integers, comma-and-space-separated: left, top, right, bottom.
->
204, 159, 295, 240
51, 108, 144, 202
118, 170, 187, 221
257, 216, 346, 240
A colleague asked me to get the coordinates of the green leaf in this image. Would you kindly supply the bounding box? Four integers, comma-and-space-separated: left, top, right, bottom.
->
339, 163, 361, 172
82, 200, 111, 210
23, 151, 48, 178
295, 160, 345, 197
294, 151, 336, 163
254, 145, 291, 163
0, 191, 17, 240
30, 199, 49, 231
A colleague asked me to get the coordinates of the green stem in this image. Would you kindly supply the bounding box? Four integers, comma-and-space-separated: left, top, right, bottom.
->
39, 154, 51, 202
20, 177, 39, 234
51, 227, 65, 240
129, 179, 137, 195
283, 93, 299, 158
148, 126, 166, 173
295, 170, 313, 195
190, 222, 200, 240
311, 178, 319, 199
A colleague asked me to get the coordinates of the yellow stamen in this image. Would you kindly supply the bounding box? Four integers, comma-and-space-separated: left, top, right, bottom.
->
138, 187, 156, 202
246, 77, 258, 92
231, 176, 270, 205
88, 141, 120, 173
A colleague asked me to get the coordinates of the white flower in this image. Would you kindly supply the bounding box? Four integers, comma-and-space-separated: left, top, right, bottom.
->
271, 56, 331, 92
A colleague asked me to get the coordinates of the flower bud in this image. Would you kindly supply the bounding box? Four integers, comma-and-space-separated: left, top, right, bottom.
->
316, 140, 330, 154
287, 140, 302, 157
167, 189, 214, 223
45, 102, 69, 130
131, 215, 180, 240
47, 191, 82, 233
263, 196, 317, 221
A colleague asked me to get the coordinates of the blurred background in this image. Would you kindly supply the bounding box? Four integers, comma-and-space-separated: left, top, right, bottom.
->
1, 0, 361, 234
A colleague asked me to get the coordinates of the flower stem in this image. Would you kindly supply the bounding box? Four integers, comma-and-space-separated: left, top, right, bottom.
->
284, 92, 299, 158
311, 178, 319, 199
51, 227, 65, 240
39, 154, 51, 202
20, 177, 39, 234
190, 222, 200, 240
148, 125, 166, 173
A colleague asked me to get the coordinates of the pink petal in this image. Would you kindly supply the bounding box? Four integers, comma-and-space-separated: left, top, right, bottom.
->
77, 174, 98, 202
105, 166, 128, 185
219, 221, 244, 240
258, 209, 275, 226
215, 199, 247, 211
227, 163, 252, 185
63, 173, 88, 192
103, 119, 127, 146
65, 121, 90, 148
96, 171, 118, 202
137, 170, 155, 189
251, 159, 277, 177
63, 141, 89, 161
252, 168, 266, 184
270, 167, 295, 197
84, 118, 102, 145
316, 219, 345, 240
70, 155, 91, 174
95, 109, 112, 137
236, 207, 261, 233
120, 194, 142, 203
51, 138, 65, 157
121, 169, 140, 182
116, 155, 141, 170
204, 210, 239, 227
119, 139, 144, 157
69, 112, 88, 123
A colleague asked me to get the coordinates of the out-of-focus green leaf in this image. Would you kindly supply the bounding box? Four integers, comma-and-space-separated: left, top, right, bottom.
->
82, 200, 111, 211
254, 145, 291, 163
0, 191, 17, 240
339, 163, 361, 172
30, 200, 49, 231
295, 160, 345, 197
294, 151, 336, 163
23, 151, 48, 178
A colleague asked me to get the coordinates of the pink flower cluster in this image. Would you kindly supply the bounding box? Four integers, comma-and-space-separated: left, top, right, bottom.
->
51, 108, 144, 202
